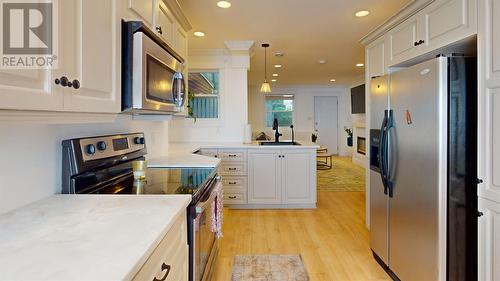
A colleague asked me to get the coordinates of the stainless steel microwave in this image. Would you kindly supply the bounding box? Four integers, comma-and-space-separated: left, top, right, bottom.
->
122, 21, 186, 114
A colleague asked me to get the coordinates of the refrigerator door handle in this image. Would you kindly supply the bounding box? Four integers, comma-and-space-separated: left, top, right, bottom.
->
385, 110, 395, 197
378, 110, 389, 195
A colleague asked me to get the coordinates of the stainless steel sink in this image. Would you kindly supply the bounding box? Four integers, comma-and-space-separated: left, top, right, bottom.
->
259, 141, 301, 146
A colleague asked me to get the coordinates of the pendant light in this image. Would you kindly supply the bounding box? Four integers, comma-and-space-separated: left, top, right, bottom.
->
260, 43, 272, 93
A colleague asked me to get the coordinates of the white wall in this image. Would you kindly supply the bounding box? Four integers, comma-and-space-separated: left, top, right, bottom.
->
0, 116, 170, 214
170, 42, 252, 143
248, 85, 353, 156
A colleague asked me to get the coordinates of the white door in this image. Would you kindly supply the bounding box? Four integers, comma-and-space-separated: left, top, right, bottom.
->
314, 96, 339, 154
248, 150, 281, 204
60, 0, 120, 113
281, 150, 315, 204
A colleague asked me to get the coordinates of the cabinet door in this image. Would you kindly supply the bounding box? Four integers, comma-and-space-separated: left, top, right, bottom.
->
174, 24, 187, 59
366, 37, 387, 78
388, 14, 421, 66
155, 1, 175, 47
478, 198, 500, 281
478, 0, 500, 204
0, 69, 60, 111
60, 0, 120, 113
422, 0, 476, 51
281, 150, 315, 204
247, 150, 281, 204
128, 0, 154, 27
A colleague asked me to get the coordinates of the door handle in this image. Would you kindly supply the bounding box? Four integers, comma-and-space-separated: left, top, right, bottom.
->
153, 263, 171, 281
379, 110, 389, 195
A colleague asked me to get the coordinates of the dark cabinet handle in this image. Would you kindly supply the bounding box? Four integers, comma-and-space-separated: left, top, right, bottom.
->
228, 168, 237, 171
59, 76, 69, 87
72, 79, 80, 89
228, 154, 237, 157
153, 263, 171, 281
414, 41, 418, 46
54, 78, 60, 85
228, 196, 237, 199
67, 81, 73, 88
156, 26, 163, 34
419, 39, 425, 45
228, 181, 237, 185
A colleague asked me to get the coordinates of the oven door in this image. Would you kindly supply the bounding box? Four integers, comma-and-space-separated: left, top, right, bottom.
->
193, 185, 218, 281
132, 32, 185, 113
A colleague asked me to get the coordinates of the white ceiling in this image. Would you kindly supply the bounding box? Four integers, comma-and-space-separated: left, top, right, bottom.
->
178, 0, 410, 87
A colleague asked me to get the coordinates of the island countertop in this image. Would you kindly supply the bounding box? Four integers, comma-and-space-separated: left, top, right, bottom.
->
0, 194, 191, 281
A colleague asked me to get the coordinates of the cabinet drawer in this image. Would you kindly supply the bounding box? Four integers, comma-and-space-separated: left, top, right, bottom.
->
222, 177, 247, 189
132, 212, 188, 281
223, 192, 246, 205
219, 150, 247, 162
220, 163, 247, 176
200, 149, 219, 158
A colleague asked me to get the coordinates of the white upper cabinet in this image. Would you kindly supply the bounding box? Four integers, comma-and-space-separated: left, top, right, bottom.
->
128, 0, 154, 27
388, 14, 422, 65
384, 0, 477, 67
174, 25, 188, 59
155, 1, 176, 47
60, 0, 120, 113
422, 0, 477, 51
367, 37, 387, 78
0, 68, 60, 111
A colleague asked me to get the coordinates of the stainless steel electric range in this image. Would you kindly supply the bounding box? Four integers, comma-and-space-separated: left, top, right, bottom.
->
62, 133, 219, 281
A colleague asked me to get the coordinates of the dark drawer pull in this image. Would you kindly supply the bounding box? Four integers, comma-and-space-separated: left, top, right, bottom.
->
153, 263, 171, 281
228, 181, 237, 185
228, 154, 238, 157
228, 196, 237, 199
228, 168, 237, 171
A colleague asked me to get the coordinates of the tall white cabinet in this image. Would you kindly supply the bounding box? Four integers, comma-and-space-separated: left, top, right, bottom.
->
478, 0, 500, 280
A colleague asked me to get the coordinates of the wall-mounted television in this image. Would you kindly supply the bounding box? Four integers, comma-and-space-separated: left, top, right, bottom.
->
351, 84, 365, 114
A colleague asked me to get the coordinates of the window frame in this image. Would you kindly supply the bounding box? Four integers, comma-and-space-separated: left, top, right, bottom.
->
187, 69, 221, 120
264, 94, 295, 128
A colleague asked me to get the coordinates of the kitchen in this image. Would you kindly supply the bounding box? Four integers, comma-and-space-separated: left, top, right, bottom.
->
0, 0, 498, 281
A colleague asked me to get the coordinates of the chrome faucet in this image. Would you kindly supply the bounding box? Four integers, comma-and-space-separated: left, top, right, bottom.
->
273, 118, 282, 142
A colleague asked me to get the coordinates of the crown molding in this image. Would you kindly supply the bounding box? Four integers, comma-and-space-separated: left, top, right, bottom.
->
162, 0, 192, 31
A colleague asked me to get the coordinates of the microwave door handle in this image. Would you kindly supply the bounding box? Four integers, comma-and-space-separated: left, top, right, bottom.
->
172, 72, 186, 107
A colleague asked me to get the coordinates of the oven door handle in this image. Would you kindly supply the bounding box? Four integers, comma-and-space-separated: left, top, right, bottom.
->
195, 188, 217, 214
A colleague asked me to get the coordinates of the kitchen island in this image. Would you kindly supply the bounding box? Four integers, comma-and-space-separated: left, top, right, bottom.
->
152, 141, 319, 209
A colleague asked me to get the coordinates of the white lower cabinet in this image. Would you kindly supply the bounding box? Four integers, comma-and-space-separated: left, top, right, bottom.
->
132, 210, 188, 281
478, 198, 500, 281
248, 149, 316, 207
248, 150, 282, 204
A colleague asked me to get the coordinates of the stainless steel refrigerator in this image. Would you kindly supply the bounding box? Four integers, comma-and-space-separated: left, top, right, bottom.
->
369, 56, 477, 281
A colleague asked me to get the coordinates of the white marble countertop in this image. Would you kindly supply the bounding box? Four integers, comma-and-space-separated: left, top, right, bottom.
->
169, 140, 320, 153
0, 194, 191, 281
148, 151, 221, 168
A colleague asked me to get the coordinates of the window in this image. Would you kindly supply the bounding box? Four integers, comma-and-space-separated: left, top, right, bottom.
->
187, 71, 219, 119
265, 95, 294, 127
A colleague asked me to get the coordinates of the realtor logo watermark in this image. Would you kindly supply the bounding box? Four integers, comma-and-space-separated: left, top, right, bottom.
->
1, 0, 58, 69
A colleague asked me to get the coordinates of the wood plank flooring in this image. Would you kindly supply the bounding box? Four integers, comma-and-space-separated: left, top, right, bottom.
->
211, 191, 391, 281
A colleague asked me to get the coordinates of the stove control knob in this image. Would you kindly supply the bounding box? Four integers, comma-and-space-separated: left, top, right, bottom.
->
134, 137, 145, 145
96, 141, 107, 151
85, 144, 96, 155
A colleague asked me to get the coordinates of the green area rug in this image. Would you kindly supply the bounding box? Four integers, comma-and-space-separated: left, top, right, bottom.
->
317, 156, 365, 192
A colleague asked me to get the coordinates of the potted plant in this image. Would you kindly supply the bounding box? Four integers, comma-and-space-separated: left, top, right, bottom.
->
187, 91, 197, 123
345, 128, 353, 147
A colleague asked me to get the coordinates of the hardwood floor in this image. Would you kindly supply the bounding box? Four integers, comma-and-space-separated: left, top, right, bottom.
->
211, 191, 391, 281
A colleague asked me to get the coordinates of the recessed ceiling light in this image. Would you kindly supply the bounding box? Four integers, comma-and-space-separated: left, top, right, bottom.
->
217, 1, 231, 8
356, 63, 364, 67
274, 64, 282, 68
330, 79, 336, 82
319, 59, 327, 64
193, 31, 205, 37
355, 10, 370, 17
271, 79, 277, 82
272, 73, 279, 77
